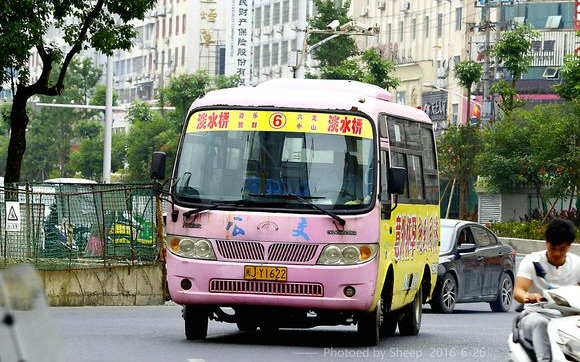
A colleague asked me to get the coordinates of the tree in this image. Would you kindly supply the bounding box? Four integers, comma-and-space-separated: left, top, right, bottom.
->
307, 0, 358, 68
490, 24, 539, 115
453, 60, 483, 123
437, 124, 483, 219
553, 54, 580, 101
20, 57, 103, 181
0, 0, 156, 185
318, 48, 400, 90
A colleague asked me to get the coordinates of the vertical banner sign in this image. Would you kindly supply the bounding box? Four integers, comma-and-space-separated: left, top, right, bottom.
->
225, 0, 252, 85
575, 0, 580, 30
5, 202, 20, 232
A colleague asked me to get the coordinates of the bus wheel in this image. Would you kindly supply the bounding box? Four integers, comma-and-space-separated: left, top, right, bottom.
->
398, 286, 422, 336
357, 297, 382, 346
380, 311, 398, 337
184, 305, 209, 340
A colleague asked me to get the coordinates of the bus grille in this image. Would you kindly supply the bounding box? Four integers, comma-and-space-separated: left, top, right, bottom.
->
215, 240, 265, 260
268, 243, 318, 262
209, 279, 323, 297
214, 240, 319, 264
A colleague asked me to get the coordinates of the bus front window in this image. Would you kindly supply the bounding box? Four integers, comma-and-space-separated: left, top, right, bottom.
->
174, 130, 375, 210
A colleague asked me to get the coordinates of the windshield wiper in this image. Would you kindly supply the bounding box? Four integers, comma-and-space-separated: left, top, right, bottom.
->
183, 199, 254, 218
250, 193, 346, 226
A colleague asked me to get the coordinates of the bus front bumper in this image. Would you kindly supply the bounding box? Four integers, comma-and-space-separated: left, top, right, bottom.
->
166, 252, 379, 312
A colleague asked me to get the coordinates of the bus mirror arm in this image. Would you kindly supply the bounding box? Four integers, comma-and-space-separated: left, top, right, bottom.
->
381, 194, 399, 220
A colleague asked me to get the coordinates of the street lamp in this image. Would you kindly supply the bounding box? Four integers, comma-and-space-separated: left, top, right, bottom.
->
423, 82, 481, 125
422, 83, 481, 107
293, 20, 379, 78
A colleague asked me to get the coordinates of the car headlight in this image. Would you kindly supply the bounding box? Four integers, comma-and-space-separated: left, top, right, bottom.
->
317, 244, 378, 265
167, 235, 216, 260
557, 330, 580, 361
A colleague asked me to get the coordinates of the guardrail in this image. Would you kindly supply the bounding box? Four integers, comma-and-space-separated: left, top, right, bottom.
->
500, 237, 580, 256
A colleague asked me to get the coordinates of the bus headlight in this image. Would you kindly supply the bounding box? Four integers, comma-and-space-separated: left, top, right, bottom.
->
317, 244, 378, 265
167, 235, 216, 260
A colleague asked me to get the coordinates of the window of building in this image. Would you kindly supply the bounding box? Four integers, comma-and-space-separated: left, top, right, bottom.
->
162, 18, 166, 38
424, 16, 429, 38
182, 15, 186, 34
437, 13, 442, 38
263, 44, 270, 67
455, 7, 462, 31
273, 2, 280, 25
452, 103, 458, 125
156, 20, 159, 39
255, 7, 261, 28
412, 18, 416, 40
292, 0, 298, 21
176, 16, 180, 35
272, 42, 280, 65
264, 5, 271, 26
254, 45, 260, 68
169, 17, 172, 37
399, 21, 404, 42
282, 0, 290, 23
281, 40, 288, 64
181, 46, 185, 65
175, 48, 178, 67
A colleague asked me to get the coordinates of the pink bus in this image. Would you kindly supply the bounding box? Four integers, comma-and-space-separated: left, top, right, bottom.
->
151, 78, 440, 346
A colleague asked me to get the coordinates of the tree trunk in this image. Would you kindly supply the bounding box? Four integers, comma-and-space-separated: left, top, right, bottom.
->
5, 88, 33, 188
458, 178, 468, 220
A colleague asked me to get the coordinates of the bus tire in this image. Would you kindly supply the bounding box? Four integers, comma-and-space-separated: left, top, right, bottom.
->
184, 305, 209, 340
398, 285, 422, 336
380, 311, 398, 337
357, 297, 382, 346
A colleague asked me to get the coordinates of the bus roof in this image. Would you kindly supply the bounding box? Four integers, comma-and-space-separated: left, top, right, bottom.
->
191, 79, 432, 125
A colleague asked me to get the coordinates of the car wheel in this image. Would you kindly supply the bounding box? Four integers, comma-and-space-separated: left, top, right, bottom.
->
184, 305, 209, 340
490, 272, 513, 312
430, 273, 456, 314
398, 285, 422, 336
358, 297, 382, 346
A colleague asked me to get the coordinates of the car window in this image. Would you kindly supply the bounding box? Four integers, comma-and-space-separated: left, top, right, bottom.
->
470, 226, 492, 247
487, 229, 498, 245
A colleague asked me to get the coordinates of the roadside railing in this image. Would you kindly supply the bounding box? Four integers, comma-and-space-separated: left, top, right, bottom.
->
0, 182, 162, 270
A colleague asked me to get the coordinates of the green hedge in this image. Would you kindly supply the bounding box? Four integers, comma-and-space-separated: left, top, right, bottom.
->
487, 221, 547, 241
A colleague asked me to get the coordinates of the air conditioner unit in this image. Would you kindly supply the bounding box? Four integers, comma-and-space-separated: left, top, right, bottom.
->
262, 26, 272, 35
274, 24, 283, 34
360, 7, 369, 17
400, 1, 410, 12
377, 0, 386, 10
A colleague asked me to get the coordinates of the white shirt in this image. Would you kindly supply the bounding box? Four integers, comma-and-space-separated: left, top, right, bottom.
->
517, 250, 580, 295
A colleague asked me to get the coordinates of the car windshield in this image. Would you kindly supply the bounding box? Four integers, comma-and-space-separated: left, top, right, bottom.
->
440, 225, 456, 254
174, 109, 375, 212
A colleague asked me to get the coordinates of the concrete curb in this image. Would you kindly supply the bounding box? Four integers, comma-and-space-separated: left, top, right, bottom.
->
499, 237, 580, 256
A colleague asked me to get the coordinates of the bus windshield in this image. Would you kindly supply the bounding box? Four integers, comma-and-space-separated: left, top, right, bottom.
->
174, 124, 375, 211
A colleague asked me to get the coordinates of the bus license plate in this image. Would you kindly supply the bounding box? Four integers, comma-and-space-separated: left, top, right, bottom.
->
244, 265, 287, 281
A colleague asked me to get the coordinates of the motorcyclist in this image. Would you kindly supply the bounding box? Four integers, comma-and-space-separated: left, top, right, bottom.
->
513, 218, 580, 362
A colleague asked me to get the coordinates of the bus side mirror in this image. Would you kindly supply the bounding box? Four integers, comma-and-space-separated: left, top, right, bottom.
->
387, 167, 406, 195
151, 152, 167, 180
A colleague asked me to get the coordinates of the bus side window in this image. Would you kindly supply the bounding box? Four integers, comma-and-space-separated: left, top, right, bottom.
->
391, 152, 408, 200
380, 150, 389, 200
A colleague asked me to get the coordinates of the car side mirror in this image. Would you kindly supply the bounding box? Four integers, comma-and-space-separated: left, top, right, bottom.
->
457, 243, 476, 253
151, 151, 167, 180
387, 167, 406, 195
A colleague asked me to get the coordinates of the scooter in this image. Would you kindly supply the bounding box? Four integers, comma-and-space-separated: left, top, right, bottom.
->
508, 284, 580, 362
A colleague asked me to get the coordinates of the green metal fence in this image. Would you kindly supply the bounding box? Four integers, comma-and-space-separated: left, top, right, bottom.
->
0, 182, 161, 270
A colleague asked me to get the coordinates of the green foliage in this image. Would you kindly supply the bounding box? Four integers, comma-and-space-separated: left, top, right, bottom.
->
307, 0, 358, 68
554, 54, 580, 101
477, 101, 580, 209
453, 60, 483, 121
69, 125, 127, 180
1, 0, 156, 183
90, 84, 120, 106
160, 70, 211, 126
437, 124, 483, 218
489, 24, 539, 115
319, 49, 400, 90
487, 220, 547, 240
491, 24, 539, 81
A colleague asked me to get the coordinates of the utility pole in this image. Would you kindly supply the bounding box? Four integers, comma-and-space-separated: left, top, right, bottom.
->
482, 0, 492, 123
103, 56, 113, 183
295, 0, 307, 79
